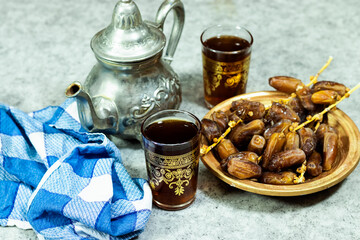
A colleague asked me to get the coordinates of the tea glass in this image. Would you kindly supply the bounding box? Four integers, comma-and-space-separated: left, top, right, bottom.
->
201, 25, 253, 108
141, 110, 201, 210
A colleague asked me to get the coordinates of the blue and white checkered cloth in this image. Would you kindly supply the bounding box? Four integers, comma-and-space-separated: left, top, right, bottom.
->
0, 98, 152, 239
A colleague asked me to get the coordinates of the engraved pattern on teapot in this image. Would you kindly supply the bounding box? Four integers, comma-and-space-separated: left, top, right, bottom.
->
114, 14, 140, 29
101, 34, 156, 50
130, 76, 181, 120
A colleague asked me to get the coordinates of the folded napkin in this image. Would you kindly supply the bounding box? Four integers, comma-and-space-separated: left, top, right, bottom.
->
0, 98, 152, 239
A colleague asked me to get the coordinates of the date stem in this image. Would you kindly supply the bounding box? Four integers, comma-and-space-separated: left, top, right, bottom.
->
306, 56, 333, 87
200, 118, 243, 156
294, 160, 307, 184
293, 82, 360, 132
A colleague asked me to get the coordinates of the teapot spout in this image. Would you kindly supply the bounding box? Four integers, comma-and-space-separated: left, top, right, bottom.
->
65, 82, 115, 131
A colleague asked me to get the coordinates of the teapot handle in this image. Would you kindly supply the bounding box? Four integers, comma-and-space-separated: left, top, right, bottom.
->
155, 0, 185, 64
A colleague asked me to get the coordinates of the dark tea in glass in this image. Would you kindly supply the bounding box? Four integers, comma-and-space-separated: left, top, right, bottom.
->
141, 110, 201, 210
201, 25, 253, 108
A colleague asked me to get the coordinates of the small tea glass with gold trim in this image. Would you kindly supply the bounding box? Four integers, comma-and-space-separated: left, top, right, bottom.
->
141, 110, 201, 210
201, 25, 253, 108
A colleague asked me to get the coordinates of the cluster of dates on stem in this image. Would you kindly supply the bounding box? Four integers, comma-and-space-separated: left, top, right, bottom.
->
201, 76, 349, 185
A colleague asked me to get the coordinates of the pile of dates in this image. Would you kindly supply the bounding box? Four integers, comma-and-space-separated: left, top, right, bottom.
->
201, 76, 348, 185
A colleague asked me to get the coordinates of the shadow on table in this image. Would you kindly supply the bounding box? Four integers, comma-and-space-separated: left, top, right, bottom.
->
271, 181, 343, 206
109, 135, 142, 149
180, 72, 207, 108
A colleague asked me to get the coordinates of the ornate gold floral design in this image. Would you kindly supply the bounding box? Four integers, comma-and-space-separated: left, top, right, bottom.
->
202, 54, 251, 91
146, 149, 199, 196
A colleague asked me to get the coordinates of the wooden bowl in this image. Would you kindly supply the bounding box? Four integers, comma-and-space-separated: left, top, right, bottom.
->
201, 91, 360, 196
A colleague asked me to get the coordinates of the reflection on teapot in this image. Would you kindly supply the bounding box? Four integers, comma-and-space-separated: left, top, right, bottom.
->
66, 0, 184, 141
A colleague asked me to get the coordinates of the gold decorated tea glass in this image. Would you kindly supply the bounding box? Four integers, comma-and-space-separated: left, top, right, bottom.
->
141, 110, 201, 210
201, 25, 253, 108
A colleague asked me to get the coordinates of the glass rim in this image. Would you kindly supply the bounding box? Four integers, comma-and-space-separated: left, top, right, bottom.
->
141, 109, 201, 147
200, 24, 253, 55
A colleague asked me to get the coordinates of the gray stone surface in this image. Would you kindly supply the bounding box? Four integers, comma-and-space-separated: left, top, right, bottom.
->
1, 0, 360, 239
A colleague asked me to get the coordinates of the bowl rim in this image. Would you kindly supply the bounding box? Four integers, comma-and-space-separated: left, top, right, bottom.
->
200, 91, 360, 196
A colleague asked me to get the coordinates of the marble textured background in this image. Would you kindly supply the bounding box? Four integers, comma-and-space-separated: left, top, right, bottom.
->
1, 0, 360, 239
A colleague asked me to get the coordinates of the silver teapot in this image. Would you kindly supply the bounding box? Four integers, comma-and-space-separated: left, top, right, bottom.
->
66, 0, 184, 141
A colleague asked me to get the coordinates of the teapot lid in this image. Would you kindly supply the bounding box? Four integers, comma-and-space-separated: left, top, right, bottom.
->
91, 0, 166, 63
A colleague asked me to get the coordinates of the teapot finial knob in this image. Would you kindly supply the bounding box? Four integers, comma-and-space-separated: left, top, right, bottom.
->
91, 0, 166, 63
112, 0, 142, 30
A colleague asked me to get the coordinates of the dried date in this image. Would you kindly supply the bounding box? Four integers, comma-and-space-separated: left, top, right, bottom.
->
260, 171, 297, 185
287, 96, 307, 122
264, 119, 292, 140
201, 118, 221, 143
268, 76, 303, 93
228, 111, 242, 122
261, 132, 286, 169
266, 102, 300, 123
211, 110, 229, 133
296, 84, 316, 111
229, 119, 265, 148
267, 149, 306, 172
306, 151, 323, 177
227, 159, 262, 180
221, 151, 260, 170
323, 132, 338, 171
247, 135, 266, 155
311, 80, 347, 96
284, 131, 300, 150
298, 127, 317, 157
311, 90, 339, 105
216, 139, 239, 160
230, 99, 266, 122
